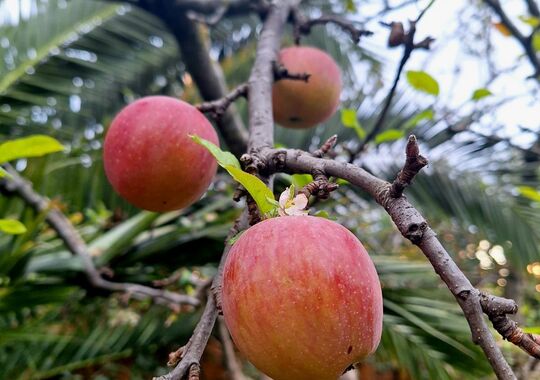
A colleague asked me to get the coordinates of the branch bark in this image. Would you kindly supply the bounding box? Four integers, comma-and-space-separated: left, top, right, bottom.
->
247, 0, 301, 153
138, 3, 249, 157
292, 12, 373, 45
1, 167, 199, 309
154, 212, 249, 380
484, 0, 540, 77
351, 1, 435, 157
262, 146, 517, 380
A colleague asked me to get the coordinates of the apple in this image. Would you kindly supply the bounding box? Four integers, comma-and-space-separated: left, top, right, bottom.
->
103, 96, 218, 212
222, 215, 383, 380
272, 46, 342, 129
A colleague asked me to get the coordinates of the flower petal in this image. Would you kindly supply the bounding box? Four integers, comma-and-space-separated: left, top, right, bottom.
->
279, 188, 290, 207
293, 194, 309, 209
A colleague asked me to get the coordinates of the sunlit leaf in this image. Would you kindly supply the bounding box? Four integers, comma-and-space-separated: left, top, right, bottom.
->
375, 129, 405, 144
190, 135, 240, 169
533, 32, 540, 51
519, 15, 540, 27
0, 219, 27, 234
341, 108, 366, 139
191, 135, 276, 215
406, 71, 439, 96
345, 0, 357, 12
471, 88, 493, 101
0, 135, 64, 163
225, 166, 276, 215
291, 173, 313, 188
313, 210, 336, 220
518, 186, 540, 202
0, 167, 9, 178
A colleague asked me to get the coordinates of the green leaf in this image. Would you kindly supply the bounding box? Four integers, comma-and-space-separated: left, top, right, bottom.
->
471, 88, 493, 101
519, 15, 540, 27
191, 135, 276, 215
225, 166, 276, 215
341, 108, 366, 139
313, 210, 331, 219
522, 326, 540, 334
518, 186, 540, 202
227, 231, 245, 245
0, 167, 9, 178
291, 173, 313, 188
403, 109, 434, 131
533, 32, 540, 51
265, 196, 281, 207
0, 219, 27, 234
406, 71, 439, 96
0, 135, 64, 163
190, 135, 240, 169
375, 129, 405, 145
345, 0, 357, 12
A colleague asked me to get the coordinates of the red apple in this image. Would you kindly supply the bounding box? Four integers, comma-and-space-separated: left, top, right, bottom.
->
272, 46, 342, 129
103, 96, 218, 212
222, 216, 383, 380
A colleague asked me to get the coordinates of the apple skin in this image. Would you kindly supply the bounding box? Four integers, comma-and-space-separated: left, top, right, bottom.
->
272, 46, 342, 129
103, 96, 218, 212
222, 216, 383, 380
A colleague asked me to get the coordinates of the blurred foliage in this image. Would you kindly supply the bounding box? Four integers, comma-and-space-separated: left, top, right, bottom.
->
0, 0, 539, 379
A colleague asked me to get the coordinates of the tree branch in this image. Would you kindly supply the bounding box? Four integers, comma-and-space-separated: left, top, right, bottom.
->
154, 212, 249, 380
480, 293, 540, 359
389, 135, 428, 198
259, 145, 518, 379
484, 0, 540, 77
292, 12, 373, 45
138, 3, 249, 157
247, 0, 301, 154
218, 316, 247, 380
196, 83, 248, 119
351, 2, 435, 158
1, 167, 199, 309
154, 291, 217, 380
525, 0, 540, 18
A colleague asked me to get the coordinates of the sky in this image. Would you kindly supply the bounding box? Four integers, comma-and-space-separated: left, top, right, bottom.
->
359, 0, 539, 147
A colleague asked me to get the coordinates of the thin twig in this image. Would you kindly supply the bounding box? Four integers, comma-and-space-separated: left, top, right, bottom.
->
247, 0, 300, 152
153, 282, 217, 380
218, 317, 247, 380
261, 146, 518, 379
351, 1, 435, 158
272, 61, 311, 82
196, 83, 249, 119
153, 269, 184, 288
1, 167, 199, 309
480, 293, 540, 359
389, 135, 428, 198
299, 169, 339, 200
525, 0, 540, 17
292, 11, 373, 45
484, 0, 540, 77
155, 213, 249, 380
312, 134, 338, 158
